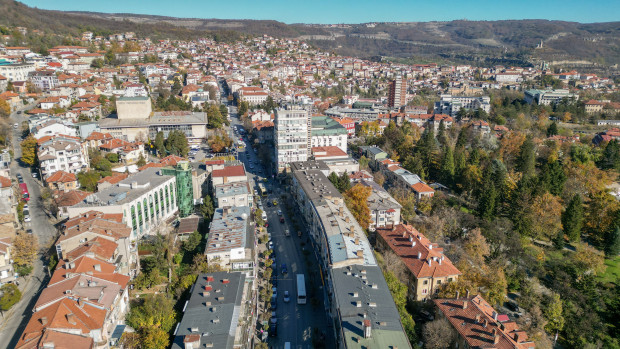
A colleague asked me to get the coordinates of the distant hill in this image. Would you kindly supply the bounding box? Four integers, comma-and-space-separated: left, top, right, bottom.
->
1, 0, 619, 66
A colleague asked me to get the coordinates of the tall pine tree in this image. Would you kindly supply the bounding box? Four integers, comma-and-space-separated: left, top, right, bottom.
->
517, 136, 536, 178
439, 146, 455, 185
561, 194, 583, 242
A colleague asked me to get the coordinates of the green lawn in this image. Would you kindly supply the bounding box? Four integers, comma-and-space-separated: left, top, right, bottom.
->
599, 256, 620, 285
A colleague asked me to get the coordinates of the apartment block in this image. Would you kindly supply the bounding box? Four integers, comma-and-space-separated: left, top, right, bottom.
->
274, 107, 310, 173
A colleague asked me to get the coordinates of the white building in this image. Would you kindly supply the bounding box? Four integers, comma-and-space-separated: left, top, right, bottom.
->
238, 86, 268, 105
310, 116, 349, 153
274, 107, 310, 173
31, 120, 77, 139
66, 167, 178, 240
434, 94, 491, 117
38, 137, 89, 180
28, 70, 59, 90
524, 89, 578, 105
0, 63, 35, 81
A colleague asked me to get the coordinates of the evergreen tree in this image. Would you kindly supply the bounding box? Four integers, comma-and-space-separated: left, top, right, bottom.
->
137, 154, 146, 167
604, 225, 620, 257
437, 119, 447, 146
439, 146, 455, 185
516, 136, 536, 178
154, 131, 166, 157
546, 122, 559, 137
597, 139, 620, 171
478, 184, 497, 221
339, 172, 351, 192
562, 194, 584, 242
540, 160, 566, 196
328, 172, 341, 191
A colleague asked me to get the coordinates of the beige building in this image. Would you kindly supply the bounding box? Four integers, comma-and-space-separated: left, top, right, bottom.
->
376, 224, 461, 301
0, 237, 16, 285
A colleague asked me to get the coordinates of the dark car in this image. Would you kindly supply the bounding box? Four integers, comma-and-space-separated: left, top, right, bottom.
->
506, 301, 523, 316
279, 217, 285, 223
281, 263, 287, 275
269, 324, 277, 337
267, 202, 272, 207
270, 301, 277, 310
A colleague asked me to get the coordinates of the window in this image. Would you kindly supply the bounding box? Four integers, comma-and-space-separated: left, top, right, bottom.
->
422, 289, 428, 294
437, 280, 442, 285
423, 280, 428, 285
448, 278, 453, 282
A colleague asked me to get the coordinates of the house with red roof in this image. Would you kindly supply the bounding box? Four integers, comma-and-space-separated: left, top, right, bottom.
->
45, 170, 78, 192
377, 224, 461, 300
211, 165, 246, 187
434, 294, 535, 349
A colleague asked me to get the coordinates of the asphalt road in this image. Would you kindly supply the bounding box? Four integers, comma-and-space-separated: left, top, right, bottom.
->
0, 106, 58, 349
231, 115, 334, 348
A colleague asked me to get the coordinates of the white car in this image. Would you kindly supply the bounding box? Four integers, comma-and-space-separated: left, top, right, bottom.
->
283, 291, 290, 303
24, 214, 31, 222
277, 210, 282, 216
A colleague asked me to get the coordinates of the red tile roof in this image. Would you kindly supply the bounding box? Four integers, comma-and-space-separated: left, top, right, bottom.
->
85, 131, 113, 141
376, 224, 460, 279
97, 172, 128, 185
0, 176, 11, 188
434, 295, 535, 349
160, 155, 184, 166
212, 165, 245, 178
64, 236, 118, 262
45, 171, 77, 184
54, 190, 90, 207
50, 256, 129, 288
412, 182, 434, 193
312, 146, 347, 158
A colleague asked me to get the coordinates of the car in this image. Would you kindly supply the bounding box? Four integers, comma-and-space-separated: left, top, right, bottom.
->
269, 324, 277, 337
270, 311, 277, 324
272, 199, 278, 206
23, 204, 28, 211
31, 172, 38, 178
17, 111, 22, 115
283, 291, 290, 303
267, 202, 272, 207
277, 210, 282, 216
16, 173, 22, 181
285, 229, 290, 237
272, 286, 277, 298
25, 229, 33, 234
280, 217, 285, 223
13, 123, 19, 129
281, 263, 287, 275
268, 240, 274, 249
270, 302, 277, 310
264, 222, 269, 228
24, 214, 31, 222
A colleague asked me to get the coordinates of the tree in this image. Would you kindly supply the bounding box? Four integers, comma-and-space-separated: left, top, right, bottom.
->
328, 172, 340, 191
207, 131, 232, 153
20, 136, 37, 166
136, 153, 146, 167
562, 194, 583, 242
338, 171, 351, 192
126, 293, 177, 349
200, 195, 215, 223
171, 80, 182, 96
604, 225, 620, 257
12, 233, 38, 274
0, 98, 10, 118
343, 184, 372, 231
423, 318, 456, 349
546, 122, 559, 137
183, 231, 202, 252
544, 293, 565, 344
439, 146, 455, 185
516, 136, 536, 178
0, 283, 21, 311
77, 171, 101, 192
383, 268, 417, 345
165, 130, 189, 157
105, 153, 119, 163
597, 139, 620, 171
207, 104, 225, 129
463, 228, 490, 266
154, 131, 166, 156
529, 193, 563, 240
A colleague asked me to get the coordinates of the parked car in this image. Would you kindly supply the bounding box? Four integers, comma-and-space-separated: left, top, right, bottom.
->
268, 240, 274, 249
280, 217, 285, 224
285, 229, 290, 237
272, 286, 277, 298
269, 324, 277, 337
506, 301, 523, 316
270, 301, 277, 310
283, 291, 290, 303
281, 263, 287, 275
277, 210, 282, 216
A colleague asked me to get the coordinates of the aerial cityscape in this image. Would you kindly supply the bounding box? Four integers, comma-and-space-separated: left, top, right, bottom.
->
0, 0, 618, 349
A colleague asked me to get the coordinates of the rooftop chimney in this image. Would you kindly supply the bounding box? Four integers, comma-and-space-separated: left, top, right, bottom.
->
356, 250, 364, 258
455, 291, 460, 299
411, 241, 416, 247
429, 244, 433, 250
417, 252, 422, 259
345, 216, 350, 223
66, 313, 77, 325
355, 237, 360, 245
428, 259, 432, 266
93, 264, 101, 272
463, 300, 468, 309
40, 316, 48, 325
363, 319, 371, 339
514, 333, 519, 342
494, 332, 500, 344
475, 314, 481, 323
493, 311, 498, 321
466, 289, 470, 298
483, 319, 488, 328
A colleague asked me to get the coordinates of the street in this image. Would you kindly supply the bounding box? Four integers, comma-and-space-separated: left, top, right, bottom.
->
0, 105, 57, 349
230, 111, 334, 348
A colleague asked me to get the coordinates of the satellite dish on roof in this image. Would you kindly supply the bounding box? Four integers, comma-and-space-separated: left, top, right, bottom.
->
241, 213, 248, 220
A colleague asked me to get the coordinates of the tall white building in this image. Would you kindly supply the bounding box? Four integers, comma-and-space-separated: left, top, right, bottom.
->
274, 107, 310, 173
434, 94, 491, 117
37, 137, 90, 180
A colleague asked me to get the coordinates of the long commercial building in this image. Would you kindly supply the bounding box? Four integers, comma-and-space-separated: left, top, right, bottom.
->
290, 160, 411, 349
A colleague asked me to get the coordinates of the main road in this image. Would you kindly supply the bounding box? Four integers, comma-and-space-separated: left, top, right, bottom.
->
229, 112, 334, 348
0, 105, 58, 349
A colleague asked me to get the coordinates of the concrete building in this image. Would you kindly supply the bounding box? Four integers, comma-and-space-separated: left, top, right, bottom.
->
214, 181, 253, 208
171, 272, 249, 349
38, 137, 90, 180
0, 62, 35, 81
115, 96, 152, 120
0, 237, 16, 285
310, 116, 348, 153
274, 107, 310, 173
524, 89, 577, 105
29, 70, 59, 90
388, 75, 407, 108
434, 94, 491, 117
66, 167, 178, 239
204, 206, 254, 276
376, 224, 460, 301
357, 180, 401, 231
161, 161, 194, 218
289, 161, 411, 348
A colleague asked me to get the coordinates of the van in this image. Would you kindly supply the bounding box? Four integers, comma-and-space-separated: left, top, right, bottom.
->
284, 343, 291, 349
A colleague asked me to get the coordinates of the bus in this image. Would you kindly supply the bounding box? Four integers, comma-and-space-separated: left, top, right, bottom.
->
19, 183, 29, 201
258, 183, 267, 197
296, 274, 307, 304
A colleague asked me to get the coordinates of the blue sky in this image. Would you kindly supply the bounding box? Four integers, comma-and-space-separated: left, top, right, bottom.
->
21, 0, 620, 24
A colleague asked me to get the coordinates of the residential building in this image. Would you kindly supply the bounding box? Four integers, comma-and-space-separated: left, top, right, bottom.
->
584, 99, 605, 114
357, 181, 401, 231
171, 272, 249, 349
29, 70, 59, 90
289, 161, 411, 348
434, 294, 535, 349
0, 237, 16, 285
524, 89, 578, 105
238, 86, 268, 105
388, 75, 407, 108
38, 137, 90, 180
0, 62, 35, 81
310, 116, 348, 153
214, 181, 253, 208
66, 167, 178, 239
31, 120, 77, 139
211, 164, 247, 187
274, 107, 310, 173
434, 94, 491, 117
45, 170, 79, 192
376, 224, 460, 300
161, 161, 194, 217
204, 206, 253, 271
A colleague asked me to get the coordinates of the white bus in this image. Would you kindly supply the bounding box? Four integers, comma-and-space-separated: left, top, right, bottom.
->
296, 274, 306, 304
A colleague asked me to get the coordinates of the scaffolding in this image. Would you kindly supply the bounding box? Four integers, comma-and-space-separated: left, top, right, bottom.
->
162, 161, 194, 217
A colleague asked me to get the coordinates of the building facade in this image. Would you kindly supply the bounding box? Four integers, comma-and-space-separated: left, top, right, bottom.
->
274, 107, 310, 173
388, 75, 407, 108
